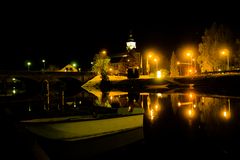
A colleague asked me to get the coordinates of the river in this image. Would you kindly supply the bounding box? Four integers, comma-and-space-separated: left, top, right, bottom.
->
0, 79, 240, 159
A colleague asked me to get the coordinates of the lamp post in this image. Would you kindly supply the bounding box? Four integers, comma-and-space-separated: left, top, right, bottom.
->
221, 49, 230, 70
42, 59, 46, 71
27, 61, 31, 71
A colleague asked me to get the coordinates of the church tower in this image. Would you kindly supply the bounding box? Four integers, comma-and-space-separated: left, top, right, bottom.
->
126, 31, 136, 52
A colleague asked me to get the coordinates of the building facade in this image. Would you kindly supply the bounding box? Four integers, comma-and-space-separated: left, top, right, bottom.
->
109, 32, 142, 76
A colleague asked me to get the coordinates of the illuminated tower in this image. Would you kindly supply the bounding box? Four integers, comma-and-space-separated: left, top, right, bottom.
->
126, 31, 136, 52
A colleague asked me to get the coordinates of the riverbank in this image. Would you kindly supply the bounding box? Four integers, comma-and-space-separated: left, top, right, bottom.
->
82, 74, 240, 97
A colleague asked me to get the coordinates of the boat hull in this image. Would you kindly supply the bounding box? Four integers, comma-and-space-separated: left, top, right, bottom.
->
22, 114, 143, 141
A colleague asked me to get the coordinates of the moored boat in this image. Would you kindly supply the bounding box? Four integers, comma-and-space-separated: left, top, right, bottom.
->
21, 113, 143, 141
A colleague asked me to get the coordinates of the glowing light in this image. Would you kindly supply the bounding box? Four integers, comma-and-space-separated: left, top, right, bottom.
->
178, 102, 181, 107
101, 50, 107, 55
186, 52, 192, 57
150, 109, 154, 121
185, 108, 195, 119
223, 111, 227, 117
126, 41, 136, 50
42, 59, 46, 71
189, 109, 193, 115
220, 48, 230, 70
72, 63, 77, 67
221, 110, 231, 120
178, 101, 193, 106
27, 61, 31, 71
157, 93, 162, 97
128, 106, 132, 112
157, 71, 161, 78
189, 93, 193, 99
28, 106, 32, 112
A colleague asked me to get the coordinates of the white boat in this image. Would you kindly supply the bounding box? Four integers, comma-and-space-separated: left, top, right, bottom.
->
21, 113, 143, 141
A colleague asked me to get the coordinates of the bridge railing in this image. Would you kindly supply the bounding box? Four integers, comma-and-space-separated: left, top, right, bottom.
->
0, 71, 97, 83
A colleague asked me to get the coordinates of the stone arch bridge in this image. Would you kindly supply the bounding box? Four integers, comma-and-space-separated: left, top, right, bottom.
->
0, 71, 96, 84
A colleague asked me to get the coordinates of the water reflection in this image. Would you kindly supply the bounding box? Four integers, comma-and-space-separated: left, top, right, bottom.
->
142, 91, 240, 159
1, 85, 240, 159
0, 77, 26, 96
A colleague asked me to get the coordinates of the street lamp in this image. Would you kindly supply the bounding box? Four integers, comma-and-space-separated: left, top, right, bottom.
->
100, 49, 107, 58
27, 61, 31, 71
221, 49, 230, 70
72, 63, 77, 68
186, 51, 194, 76
186, 51, 193, 66
42, 59, 46, 71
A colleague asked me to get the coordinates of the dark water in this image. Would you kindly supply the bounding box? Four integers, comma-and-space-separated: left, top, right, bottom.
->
1, 81, 240, 160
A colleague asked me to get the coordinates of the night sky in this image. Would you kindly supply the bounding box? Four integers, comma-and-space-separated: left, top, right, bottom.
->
1, 2, 240, 71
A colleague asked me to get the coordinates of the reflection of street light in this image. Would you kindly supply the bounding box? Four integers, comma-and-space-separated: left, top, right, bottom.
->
220, 49, 230, 70
27, 61, 31, 71
221, 99, 231, 120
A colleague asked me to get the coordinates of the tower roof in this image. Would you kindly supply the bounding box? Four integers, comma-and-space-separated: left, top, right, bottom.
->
127, 30, 135, 42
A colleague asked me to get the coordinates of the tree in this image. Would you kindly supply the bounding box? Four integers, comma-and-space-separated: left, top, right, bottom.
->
170, 51, 179, 77
118, 50, 140, 75
197, 23, 233, 72
232, 39, 240, 69
92, 50, 111, 81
